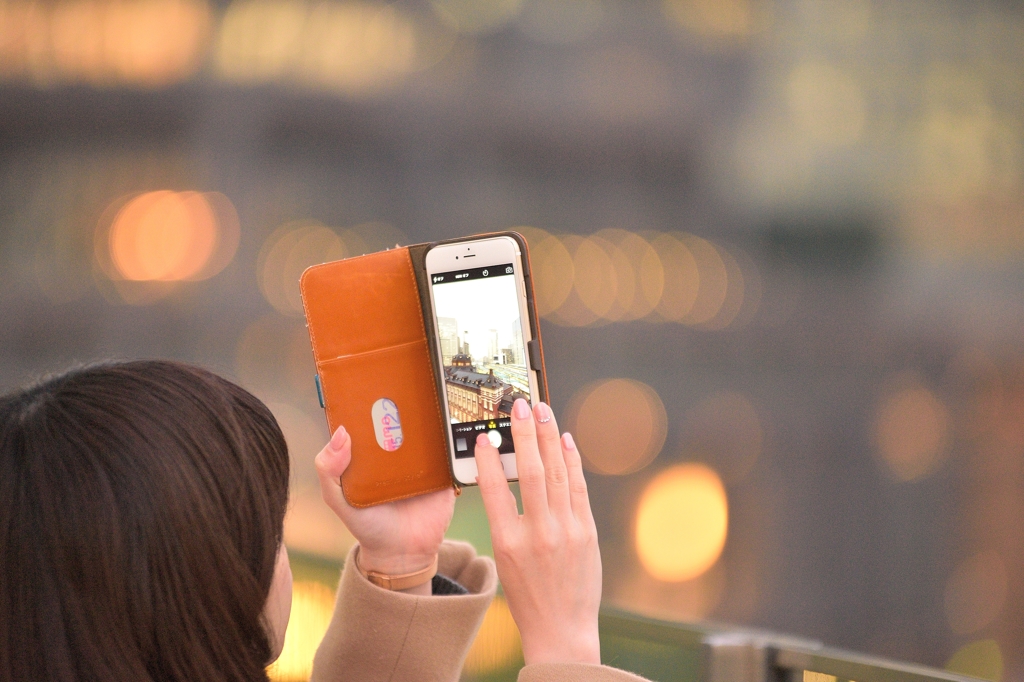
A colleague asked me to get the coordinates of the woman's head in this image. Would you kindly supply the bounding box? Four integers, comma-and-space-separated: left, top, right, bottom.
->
0, 360, 291, 682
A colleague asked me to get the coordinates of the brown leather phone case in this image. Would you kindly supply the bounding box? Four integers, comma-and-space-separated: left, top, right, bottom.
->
300, 232, 548, 507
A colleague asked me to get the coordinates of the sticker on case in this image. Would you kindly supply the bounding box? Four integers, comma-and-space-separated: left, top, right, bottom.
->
371, 398, 404, 451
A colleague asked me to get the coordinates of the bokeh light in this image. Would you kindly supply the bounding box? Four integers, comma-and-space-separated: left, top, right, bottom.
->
662, 0, 770, 43
215, 0, 307, 82
698, 242, 746, 330
258, 221, 346, 315
512, 226, 575, 317
683, 391, 764, 483
462, 596, 522, 675
650, 232, 700, 322
944, 550, 1008, 636
873, 383, 950, 481
531, 230, 761, 329
635, 463, 728, 582
0, 0, 211, 86
266, 581, 335, 682
567, 378, 667, 476
215, 0, 425, 95
545, 234, 602, 327
946, 640, 1003, 682
679, 234, 728, 326
572, 235, 619, 320
257, 220, 405, 315
596, 228, 664, 321
99, 191, 239, 283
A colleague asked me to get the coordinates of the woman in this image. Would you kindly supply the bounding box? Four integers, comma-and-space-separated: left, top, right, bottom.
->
0, 360, 646, 681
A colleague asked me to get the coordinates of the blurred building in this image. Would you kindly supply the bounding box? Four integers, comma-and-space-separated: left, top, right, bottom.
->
2, 0, 1023, 680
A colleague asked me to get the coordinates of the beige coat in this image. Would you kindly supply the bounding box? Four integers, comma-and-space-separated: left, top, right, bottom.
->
311, 541, 649, 682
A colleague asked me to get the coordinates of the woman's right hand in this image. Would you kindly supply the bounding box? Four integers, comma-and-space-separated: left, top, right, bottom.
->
473, 398, 602, 666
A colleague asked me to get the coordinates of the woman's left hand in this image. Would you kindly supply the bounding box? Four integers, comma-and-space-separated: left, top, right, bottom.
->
315, 425, 456, 594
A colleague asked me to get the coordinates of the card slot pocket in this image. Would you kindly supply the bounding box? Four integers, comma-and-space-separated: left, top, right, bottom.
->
316, 338, 451, 507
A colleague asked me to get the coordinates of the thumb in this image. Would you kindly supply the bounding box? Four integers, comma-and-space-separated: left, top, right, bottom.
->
314, 426, 353, 516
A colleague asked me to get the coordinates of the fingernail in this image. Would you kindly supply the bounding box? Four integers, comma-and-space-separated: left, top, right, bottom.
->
476, 432, 490, 447
535, 402, 552, 424
562, 432, 575, 450
330, 426, 347, 451
513, 398, 531, 420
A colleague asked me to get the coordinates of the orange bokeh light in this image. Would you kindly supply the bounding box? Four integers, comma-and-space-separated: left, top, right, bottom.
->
569, 378, 667, 475
2, 0, 211, 86
874, 383, 950, 481
106, 190, 236, 282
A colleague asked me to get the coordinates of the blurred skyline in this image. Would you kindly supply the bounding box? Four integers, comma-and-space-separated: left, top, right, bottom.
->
2, 1, 1024, 680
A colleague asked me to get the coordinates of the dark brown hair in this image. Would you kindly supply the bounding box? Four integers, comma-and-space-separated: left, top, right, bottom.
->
0, 360, 290, 682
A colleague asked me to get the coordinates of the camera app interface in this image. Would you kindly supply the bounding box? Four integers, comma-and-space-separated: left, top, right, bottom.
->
431, 262, 530, 458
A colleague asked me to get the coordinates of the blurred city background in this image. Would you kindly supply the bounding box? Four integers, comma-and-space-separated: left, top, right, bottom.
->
1, 0, 1022, 680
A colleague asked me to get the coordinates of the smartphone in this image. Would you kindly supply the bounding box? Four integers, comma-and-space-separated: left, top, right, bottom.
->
425, 235, 541, 486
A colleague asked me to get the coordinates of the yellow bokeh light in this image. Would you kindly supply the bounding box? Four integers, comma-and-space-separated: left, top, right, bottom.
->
462, 596, 522, 675
873, 383, 950, 481
257, 220, 405, 315
946, 640, 1003, 682
514, 227, 576, 318
650, 232, 700, 322
635, 463, 728, 582
787, 62, 866, 146
590, 229, 659, 322
298, 4, 417, 93
678, 234, 728, 326
944, 550, 1007, 636
545, 234, 601, 327
258, 221, 347, 315
103, 190, 238, 282
590, 233, 635, 322
697, 243, 745, 330
596, 229, 664, 321
1, 0, 211, 86
569, 378, 667, 476
217, 0, 308, 81
267, 580, 336, 682
216, 0, 422, 94
572, 236, 619, 319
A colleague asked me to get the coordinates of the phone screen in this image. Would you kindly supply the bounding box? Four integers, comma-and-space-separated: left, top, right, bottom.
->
430, 262, 530, 458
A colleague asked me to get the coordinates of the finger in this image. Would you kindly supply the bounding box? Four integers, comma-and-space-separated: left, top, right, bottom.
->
474, 432, 518, 535
509, 398, 548, 518
561, 431, 594, 526
314, 426, 353, 516
533, 402, 571, 517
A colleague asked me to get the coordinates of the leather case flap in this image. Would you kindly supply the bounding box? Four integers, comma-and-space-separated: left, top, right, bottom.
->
300, 247, 453, 507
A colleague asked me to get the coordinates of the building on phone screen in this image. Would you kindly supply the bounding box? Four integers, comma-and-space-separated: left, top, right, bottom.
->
438, 317, 459, 365
444, 356, 527, 422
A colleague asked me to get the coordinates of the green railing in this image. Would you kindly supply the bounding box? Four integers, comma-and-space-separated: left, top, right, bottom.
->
281, 551, 987, 682
596, 609, 986, 682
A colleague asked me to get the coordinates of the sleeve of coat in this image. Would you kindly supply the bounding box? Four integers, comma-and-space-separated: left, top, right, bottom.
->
518, 663, 651, 681
310, 540, 497, 682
